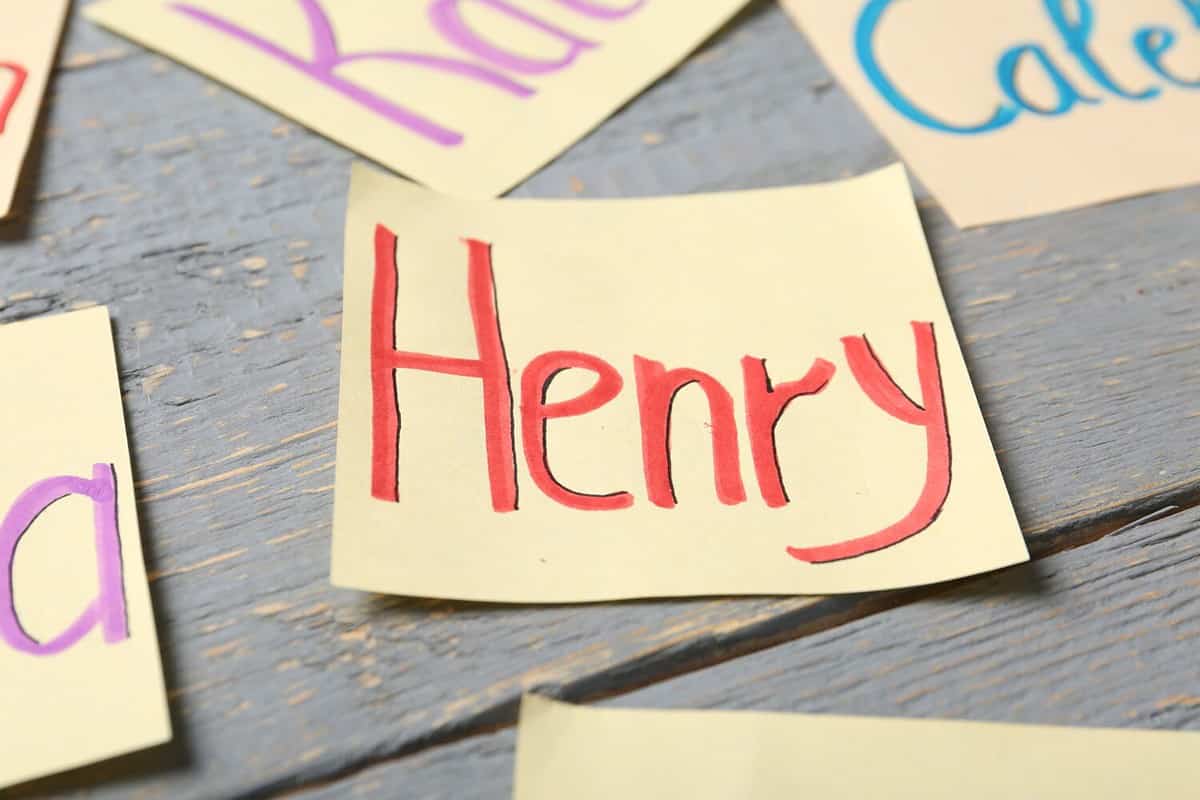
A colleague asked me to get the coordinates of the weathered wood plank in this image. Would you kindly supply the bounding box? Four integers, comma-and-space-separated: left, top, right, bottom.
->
292, 503, 1200, 799
8, 1, 1200, 797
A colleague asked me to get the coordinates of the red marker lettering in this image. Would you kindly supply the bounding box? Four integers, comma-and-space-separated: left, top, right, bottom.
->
370, 225, 518, 511
787, 322, 951, 563
633, 357, 746, 508
520, 351, 632, 510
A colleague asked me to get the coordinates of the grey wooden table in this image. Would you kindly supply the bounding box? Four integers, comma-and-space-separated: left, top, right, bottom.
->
7, 2, 1200, 798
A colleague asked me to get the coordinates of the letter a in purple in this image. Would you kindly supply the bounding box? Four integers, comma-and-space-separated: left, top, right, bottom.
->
0, 464, 128, 656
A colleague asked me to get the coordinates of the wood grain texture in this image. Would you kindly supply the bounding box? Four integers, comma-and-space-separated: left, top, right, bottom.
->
7, 1, 1200, 797
291, 503, 1200, 799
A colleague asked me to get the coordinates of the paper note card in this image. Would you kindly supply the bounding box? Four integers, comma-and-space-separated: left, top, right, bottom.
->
0, 308, 170, 790
85, 0, 748, 197
332, 163, 1028, 602
782, 0, 1200, 227
514, 695, 1200, 799
0, 0, 68, 219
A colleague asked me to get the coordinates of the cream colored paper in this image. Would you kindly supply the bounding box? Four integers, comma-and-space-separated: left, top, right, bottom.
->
85, 0, 748, 197
332, 163, 1027, 602
513, 695, 1200, 799
0, 308, 171, 789
0, 0, 68, 218
782, 0, 1200, 227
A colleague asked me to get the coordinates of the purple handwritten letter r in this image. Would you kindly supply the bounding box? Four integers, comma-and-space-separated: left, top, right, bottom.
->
0, 464, 128, 656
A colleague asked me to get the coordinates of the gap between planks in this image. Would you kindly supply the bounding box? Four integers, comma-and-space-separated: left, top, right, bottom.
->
246, 481, 1200, 800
